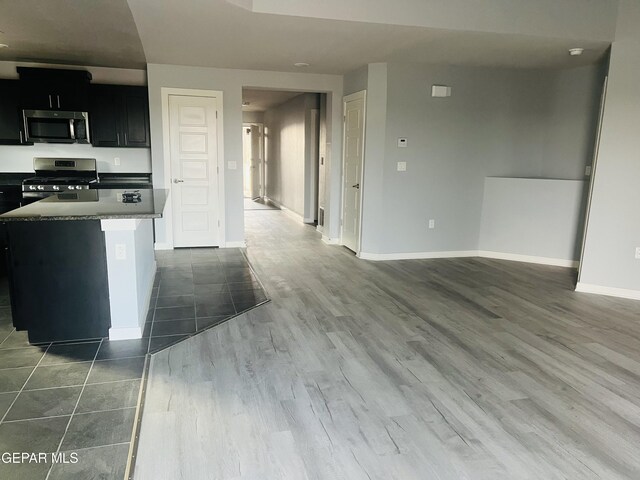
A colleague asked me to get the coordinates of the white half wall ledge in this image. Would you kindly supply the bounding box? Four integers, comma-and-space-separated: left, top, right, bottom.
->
154, 242, 173, 250
575, 283, 640, 301
322, 235, 340, 245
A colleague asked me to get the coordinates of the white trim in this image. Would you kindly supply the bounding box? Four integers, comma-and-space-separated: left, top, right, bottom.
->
109, 326, 143, 341
154, 242, 172, 251
358, 250, 478, 261
357, 249, 579, 267
160, 87, 226, 248
576, 282, 640, 301
340, 90, 367, 255
477, 251, 579, 268
265, 197, 305, 223
223, 241, 247, 248
322, 235, 340, 245
303, 217, 315, 224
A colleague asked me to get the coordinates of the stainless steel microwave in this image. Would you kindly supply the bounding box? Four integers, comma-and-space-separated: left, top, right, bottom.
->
22, 110, 90, 144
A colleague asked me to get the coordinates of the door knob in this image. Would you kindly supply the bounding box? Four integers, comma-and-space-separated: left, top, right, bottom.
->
173, 179, 184, 184
352, 183, 360, 189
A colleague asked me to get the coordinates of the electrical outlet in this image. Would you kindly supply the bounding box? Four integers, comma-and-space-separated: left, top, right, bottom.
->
397, 137, 408, 148
114, 157, 121, 166
585, 165, 591, 176
228, 161, 237, 170
115, 244, 127, 260
428, 219, 435, 229
397, 162, 407, 172
635, 247, 640, 260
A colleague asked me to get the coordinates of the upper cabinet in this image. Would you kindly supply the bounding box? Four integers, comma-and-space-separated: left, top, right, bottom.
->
0, 80, 29, 145
17, 67, 91, 112
90, 85, 150, 148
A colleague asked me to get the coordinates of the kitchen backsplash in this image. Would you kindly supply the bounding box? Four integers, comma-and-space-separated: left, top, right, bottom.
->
0, 144, 151, 173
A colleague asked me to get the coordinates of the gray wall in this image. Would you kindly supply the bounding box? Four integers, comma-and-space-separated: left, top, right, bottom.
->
359, 62, 604, 256
242, 111, 264, 123
579, 0, 640, 293
146, 64, 343, 247
479, 177, 587, 261
343, 65, 368, 96
264, 93, 319, 217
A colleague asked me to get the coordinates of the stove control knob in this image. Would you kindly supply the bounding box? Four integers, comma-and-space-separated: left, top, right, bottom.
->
29, 186, 36, 191
53, 186, 60, 191
37, 186, 44, 191
67, 186, 74, 190
75, 185, 82, 190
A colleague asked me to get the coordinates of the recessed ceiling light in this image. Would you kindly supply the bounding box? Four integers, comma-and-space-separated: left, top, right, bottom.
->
569, 48, 584, 56
0, 44, 8, 49
294, 62, 310, 68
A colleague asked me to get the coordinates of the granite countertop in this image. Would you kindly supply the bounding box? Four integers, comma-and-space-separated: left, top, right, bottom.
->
0, 189, 169, 222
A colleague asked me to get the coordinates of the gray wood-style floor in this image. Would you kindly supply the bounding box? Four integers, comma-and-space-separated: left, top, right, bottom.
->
134, 210, 640, 480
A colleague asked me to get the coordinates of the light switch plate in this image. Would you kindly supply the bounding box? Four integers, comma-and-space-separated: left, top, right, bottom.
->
635, 247, 640, 259
115, 244, 126, 260
428, 219, 435, 229
227, 161, 237, 170
397, 162, 407, 172
397, 137, 408, 148
114, 157, 121, 166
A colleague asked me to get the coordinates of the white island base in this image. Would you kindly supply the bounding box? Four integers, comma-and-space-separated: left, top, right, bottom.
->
101, 218, 157, 341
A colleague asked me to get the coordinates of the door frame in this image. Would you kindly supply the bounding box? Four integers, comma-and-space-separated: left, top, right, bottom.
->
340, 90, 367, 255
160, 87, 225, 249
242, 122, 265, 199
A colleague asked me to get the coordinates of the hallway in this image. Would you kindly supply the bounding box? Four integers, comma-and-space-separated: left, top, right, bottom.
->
135, 210, 640, 479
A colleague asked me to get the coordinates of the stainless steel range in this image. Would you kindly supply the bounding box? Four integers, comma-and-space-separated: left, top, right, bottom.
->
22, 158, 98, 200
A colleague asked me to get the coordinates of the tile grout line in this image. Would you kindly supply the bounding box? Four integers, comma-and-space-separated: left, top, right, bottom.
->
0, 342, 52, 424
3, 405, 139, 424
45, 337, 104, 480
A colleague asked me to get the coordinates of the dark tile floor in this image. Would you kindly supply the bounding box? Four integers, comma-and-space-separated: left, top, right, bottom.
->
0, 248, 268, 480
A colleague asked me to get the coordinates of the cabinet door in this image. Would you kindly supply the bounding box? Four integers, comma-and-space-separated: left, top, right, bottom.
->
122, 87, 150, 147
90, 85, 122, 147
0, 80, 27, 144
53, 82, 89, 111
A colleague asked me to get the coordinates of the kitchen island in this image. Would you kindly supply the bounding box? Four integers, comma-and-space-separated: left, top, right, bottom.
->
0, 188, 168, 343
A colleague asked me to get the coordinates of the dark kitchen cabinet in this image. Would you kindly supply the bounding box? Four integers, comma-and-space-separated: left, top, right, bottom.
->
0, 80, 28, 145
90, 85, 150, 148
17, 67, 91, 112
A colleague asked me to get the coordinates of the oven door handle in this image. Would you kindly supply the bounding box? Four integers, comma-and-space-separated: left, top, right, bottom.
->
69, 119, 76, 141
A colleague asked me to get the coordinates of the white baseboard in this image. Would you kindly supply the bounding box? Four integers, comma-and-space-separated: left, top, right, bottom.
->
303, 217, 315, 224
575, 282, 640, 301
322, 235, 340, 245
223, 241, 247, 248
356, 249, 579, 268
477, 251, 579, 268
358, 250, 478, 261
265, 197, 304, 223
154, 242, 172, 251
109, 326, 143, 341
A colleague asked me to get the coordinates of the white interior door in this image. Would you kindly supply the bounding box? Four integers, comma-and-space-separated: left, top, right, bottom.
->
169, 94, 220, 247
249, 125, 262, 199
341, 91, 366, 253
242, 125, 252, 198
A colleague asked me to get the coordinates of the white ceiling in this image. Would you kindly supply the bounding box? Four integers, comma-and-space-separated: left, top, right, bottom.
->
0, 0, 146, 69
126, 0, 611, 72
0, 0, 613, 73
242, 90, 304, 112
